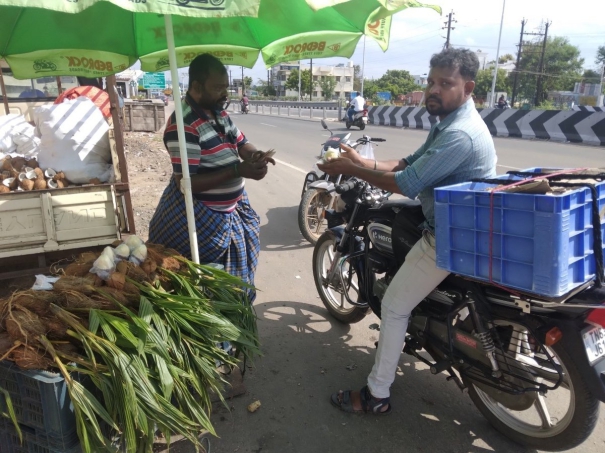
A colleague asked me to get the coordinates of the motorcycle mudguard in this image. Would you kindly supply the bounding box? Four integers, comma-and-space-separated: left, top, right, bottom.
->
308, 180, 335, 191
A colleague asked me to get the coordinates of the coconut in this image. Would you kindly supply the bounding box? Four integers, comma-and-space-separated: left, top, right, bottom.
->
106, 272, 125, 290
130, 244, 147, 265
94, 287, 129, 306
115, 244, 131, 261
1, 159, 13, 171
26, 158, 39, 169
8, 177, 18, 191
59, 290, 109, 310
0, 332, 14, 357
53, 276, 95, 295
56, 180, 65, 189
116, 261, 148, 283
33, 179, 47, 190
5, 307, 47, 342
12, 292, 53, 316
20, 179, 34, 191
43, 317, 70, 340
11, 346, 53, 370
111, 239, 123, 247
11, 157, 27, 172
77, 251, 100, 264
53, 171, 66, 181
33, 167, 44, 179
0, 186, 9, 194
140, 257, 157, 275
64, 262, 93, 277
89, 178, 101, 185
54, 342, 79, 356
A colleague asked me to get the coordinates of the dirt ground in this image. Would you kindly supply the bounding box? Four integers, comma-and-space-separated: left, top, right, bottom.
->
122, 131, 173, 241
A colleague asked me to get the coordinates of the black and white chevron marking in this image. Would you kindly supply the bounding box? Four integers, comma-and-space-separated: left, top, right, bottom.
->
368, 106, 605, 146
573, 106, 604, 112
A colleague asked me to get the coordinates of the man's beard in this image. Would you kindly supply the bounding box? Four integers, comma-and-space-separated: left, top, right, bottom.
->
199, 94, 229, 111
426, 96, 450, 116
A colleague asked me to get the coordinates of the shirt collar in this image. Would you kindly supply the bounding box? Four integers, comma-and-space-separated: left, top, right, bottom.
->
435, 97, 474, 131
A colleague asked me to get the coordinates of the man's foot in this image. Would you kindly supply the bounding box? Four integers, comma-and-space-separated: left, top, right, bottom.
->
330, 385, 392, 415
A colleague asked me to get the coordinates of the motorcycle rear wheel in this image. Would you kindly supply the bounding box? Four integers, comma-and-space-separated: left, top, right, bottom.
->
312, 231, 369, 324
298, 189, 329, 245
359, 123, 366, 130
466, 335, 600, 451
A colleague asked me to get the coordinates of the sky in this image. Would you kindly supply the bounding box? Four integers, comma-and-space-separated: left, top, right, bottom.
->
242, 0, 605, 83
160, 0, 604, 85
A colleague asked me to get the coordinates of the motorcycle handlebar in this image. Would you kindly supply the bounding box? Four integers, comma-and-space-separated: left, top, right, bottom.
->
335, 180, 358, 194
373, 138, 386, 142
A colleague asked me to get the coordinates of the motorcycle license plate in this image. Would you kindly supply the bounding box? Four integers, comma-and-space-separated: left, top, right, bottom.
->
582, 326, 605, 364
362, 118, 368, 123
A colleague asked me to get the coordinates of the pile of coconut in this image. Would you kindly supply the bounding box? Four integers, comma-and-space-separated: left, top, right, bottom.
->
1, 156, 103, 193
0, 237, 183, 370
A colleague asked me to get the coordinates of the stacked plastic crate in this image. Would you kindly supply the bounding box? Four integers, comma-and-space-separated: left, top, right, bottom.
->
0, 362, 79, 453
434, 168, 605, 298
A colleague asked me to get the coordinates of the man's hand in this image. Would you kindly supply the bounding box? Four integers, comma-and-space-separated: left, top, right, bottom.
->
317, 156, 358, 177
239, 159, 268, 181
339, 143, 363, 166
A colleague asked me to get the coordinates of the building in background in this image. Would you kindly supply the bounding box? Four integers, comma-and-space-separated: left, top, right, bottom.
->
270, 61, 355, 99
115, 70, 144, 98
412, 74, 428, 88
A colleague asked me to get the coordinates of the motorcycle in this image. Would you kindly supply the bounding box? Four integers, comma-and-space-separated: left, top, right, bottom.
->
344, 106, 369, 130
240, 101, 250, 114
298, 120, 384, 245
312, 177, 605, 451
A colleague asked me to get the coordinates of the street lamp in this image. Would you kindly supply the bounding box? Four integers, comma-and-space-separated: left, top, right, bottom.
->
489, 0, 506, 107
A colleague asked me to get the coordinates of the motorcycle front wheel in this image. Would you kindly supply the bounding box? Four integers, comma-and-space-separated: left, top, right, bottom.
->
298, 188, 330, 245
466, 327, 600, 451
312, 231, 369, 324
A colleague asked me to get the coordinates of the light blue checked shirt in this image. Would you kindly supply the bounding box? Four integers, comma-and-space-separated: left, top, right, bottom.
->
395, 98, 497, 230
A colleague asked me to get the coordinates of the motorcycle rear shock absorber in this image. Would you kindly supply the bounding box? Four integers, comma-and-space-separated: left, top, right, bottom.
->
467, 298, 503, 378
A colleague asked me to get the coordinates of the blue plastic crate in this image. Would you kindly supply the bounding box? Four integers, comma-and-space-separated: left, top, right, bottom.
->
0, 417, 80, 453
434, 173, 603, 297
0, 361, 76, 440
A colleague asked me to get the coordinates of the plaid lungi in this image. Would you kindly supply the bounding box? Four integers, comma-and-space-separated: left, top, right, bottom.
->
148, 178, 261, 299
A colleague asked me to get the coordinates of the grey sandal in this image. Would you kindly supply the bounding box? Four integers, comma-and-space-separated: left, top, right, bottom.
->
330, 385, 392, 415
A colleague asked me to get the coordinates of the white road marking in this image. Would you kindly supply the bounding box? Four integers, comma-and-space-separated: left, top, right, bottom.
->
274, 158, 308, 175
260, 122, 276, 127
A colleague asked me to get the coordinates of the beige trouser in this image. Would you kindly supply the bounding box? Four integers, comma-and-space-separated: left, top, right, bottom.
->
367, 230, 450, 398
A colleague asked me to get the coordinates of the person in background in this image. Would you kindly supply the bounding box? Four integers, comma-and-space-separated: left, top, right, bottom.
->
148, 54, 274, 300
348, 91, 365, 122
497, 95, 507, 109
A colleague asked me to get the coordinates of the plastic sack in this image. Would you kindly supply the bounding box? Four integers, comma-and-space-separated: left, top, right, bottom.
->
34, 97, 112, 184
90, 252, 116, 281
0, 114, 29, 154
357, 141, 375, 160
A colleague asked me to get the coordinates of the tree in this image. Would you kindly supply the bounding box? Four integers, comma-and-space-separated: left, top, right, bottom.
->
371, 70, 418, 99
353, 65, 362, 92
243, 76, 253, 92
596, 45, 605, 65
285, 69, 312, 98
582, 69, 602, 83
474, 68, 511, 98
512, 36, 584, 106
362, 79, 379, 100
318, 75, 337, 100
255, 78, 276, 96
498, 54, 514, 64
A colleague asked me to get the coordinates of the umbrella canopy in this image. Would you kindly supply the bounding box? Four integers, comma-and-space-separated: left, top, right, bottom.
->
0, 0, 440, 79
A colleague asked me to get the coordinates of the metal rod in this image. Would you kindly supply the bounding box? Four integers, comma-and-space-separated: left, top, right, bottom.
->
0, 65, 9, 115
360, 35, 366, 96
164, 14, 200, 264
489, 0, 506, 108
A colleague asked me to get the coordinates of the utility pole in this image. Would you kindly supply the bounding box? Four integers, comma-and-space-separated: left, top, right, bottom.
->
443, 11, 456, 49
511, 18, 527, 107
267, 69, 270, 97
360, 35, 366, 96
241, 66, 244, 95
298, 60, 301, 101
309, 58, 313, 101
489, 0, 506, 108
534, 21, 550, 107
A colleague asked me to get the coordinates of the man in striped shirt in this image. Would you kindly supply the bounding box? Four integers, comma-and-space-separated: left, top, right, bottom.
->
321, 48, 497, 415
149, 54, 273, 296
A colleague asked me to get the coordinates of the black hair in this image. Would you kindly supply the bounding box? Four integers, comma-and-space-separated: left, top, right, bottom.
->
188, 53, 227, 88
429, 48, 480, 80
356, 91, 360, 96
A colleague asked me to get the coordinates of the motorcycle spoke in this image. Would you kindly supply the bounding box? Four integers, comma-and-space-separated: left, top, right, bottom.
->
534, 393, 554, 429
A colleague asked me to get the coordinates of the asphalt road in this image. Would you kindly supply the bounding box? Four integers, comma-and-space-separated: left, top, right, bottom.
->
184, 113, 605, 453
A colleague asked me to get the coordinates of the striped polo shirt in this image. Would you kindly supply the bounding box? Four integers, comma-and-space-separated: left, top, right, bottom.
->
164, 94, 248, 212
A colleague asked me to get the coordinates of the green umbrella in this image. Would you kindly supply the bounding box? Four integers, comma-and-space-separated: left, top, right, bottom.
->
0, 0, 440, 263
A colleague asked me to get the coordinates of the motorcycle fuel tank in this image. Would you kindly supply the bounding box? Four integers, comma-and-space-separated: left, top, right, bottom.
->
368, 223, 394, 255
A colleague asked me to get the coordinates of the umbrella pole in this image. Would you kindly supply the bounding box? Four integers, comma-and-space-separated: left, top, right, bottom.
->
0, 65, 9, 115
164, 14, 200, 264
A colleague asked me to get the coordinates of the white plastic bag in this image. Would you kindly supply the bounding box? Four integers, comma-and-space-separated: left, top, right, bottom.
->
35, 97, 112, 184
0, 114, 29, 154
357, 142, 375, 160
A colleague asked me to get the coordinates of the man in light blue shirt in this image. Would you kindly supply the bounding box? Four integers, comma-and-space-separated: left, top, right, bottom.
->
319, 48, 497, 415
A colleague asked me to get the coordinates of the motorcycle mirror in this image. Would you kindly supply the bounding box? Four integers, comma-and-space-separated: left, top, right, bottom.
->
320, 120, 328, 130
